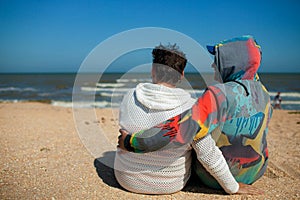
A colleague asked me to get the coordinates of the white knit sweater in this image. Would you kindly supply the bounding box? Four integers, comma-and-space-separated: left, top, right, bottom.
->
114, 83, 239, 194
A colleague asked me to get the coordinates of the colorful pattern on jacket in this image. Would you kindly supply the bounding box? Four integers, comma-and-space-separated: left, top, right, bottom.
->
126, 36, 273, 185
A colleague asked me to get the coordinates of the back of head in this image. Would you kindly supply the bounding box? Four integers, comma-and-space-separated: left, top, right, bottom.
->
152, 44, 187, 85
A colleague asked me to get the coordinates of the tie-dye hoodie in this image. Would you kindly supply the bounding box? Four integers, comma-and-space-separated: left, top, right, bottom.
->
123, 36, 273, 185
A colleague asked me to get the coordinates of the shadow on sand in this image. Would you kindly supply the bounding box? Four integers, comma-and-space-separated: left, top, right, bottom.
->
182, 170, 225, 195
94, 151, 121, 189
93, 150, 225, 195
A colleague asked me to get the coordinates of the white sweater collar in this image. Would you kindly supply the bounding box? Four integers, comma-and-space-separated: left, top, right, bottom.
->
135, 83, 192, 110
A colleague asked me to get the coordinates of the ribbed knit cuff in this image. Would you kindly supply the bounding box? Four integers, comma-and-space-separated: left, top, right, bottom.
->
223, 179, 239, 194
124, 134, 135, 152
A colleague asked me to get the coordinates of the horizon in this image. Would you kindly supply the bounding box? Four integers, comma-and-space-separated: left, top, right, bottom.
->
1, 71, 300, 75
1, 1, 300, 73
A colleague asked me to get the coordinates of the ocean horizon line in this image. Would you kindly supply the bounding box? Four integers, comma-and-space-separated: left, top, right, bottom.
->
1, 72, 300, 75
1, 73, 299, 110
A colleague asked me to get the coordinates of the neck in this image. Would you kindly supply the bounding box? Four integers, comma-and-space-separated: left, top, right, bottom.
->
155, 82, 176, 88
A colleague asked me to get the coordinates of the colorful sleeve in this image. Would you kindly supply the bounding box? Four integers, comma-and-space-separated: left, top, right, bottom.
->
124, 87, 227, 153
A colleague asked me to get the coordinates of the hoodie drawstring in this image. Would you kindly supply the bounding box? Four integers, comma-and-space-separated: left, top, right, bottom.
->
231, 80, 249, 96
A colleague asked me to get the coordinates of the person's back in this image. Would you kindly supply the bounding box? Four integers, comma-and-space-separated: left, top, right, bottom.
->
191, 36, 272, 188
192, 79, 271, 187
118, 36, 273, 194
114, 44, 196, 194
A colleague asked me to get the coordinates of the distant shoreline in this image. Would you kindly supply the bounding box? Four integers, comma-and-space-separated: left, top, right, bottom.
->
1, 73, 299, 110
0, 72, 300, 75
0, 101, 299, 112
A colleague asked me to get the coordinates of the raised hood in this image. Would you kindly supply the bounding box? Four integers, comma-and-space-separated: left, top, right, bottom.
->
208, 35, 262, 82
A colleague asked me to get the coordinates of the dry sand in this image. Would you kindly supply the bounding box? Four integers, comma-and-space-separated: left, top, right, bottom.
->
0, 102, 299, 199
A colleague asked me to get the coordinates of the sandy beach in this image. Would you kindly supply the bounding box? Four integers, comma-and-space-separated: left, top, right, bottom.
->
0, 102, 299, 200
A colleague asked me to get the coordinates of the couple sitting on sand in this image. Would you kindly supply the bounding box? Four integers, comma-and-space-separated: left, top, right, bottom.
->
114, 36, 272, 195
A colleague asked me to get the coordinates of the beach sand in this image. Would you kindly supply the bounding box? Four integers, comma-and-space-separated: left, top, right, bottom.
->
0, 102, 299, 199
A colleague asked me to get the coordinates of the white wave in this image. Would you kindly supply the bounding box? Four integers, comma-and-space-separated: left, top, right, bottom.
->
269, 92, 300, 98
0, 87, 18, 92
0, 87, 37, 92
95, 101, 120, 108
81, 86, 133, 92
96, 83, 125, 88
53, 101, 120, 108
100, 92, 124, 97
0, 99, 19, 103
116, 79, 137, 83
276, 101, 300, 105
18, 87, 37, 92
52, 101, 73, 107
116, 78, 151, 83
81, 86, 205, 96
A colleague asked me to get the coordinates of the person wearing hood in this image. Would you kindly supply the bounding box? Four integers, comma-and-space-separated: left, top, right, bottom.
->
114, 44, 196, 194
118, 36, 273, 195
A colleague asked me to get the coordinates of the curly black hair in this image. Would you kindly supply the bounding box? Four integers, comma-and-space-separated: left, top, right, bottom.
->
152, 44, 187, 85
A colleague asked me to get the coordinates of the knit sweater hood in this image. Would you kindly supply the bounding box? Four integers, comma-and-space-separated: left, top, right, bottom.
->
135, 83, 192, 110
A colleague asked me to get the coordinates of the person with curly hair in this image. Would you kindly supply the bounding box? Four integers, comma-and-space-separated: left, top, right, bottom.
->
114, 44, 196, 194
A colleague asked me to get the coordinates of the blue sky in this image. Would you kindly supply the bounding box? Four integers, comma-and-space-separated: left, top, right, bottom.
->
0, 0, 299, 73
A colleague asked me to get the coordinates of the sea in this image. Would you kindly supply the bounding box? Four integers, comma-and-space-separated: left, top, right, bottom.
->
0, 73, 299, 110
